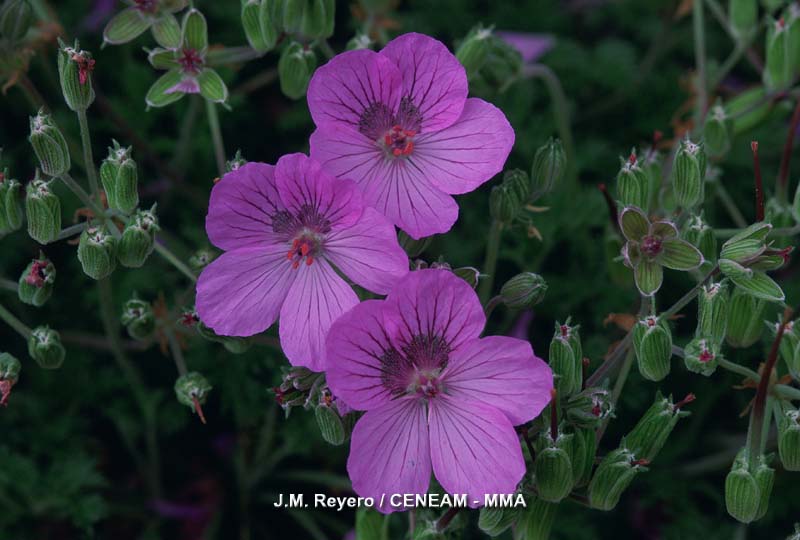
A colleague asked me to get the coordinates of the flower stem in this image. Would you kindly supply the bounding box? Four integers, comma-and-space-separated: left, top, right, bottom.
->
0, 301, 32, 338
59, 173, 104, 216
713, 181, 749, 228
205, 100, 226, 177
718, 358, 760, 381
484, 295, 503, 318
777, 98, 800, 203
317, 39, 336, 60
0, 278, 18, 293
153, 241, 197, 283
76, 109, 100, 201
56, 222, 88, 240
775, 384, 800, 401
751, 141, 764, 222
478, 220, 503, 303
692, 0, 708, 128
165, 327, 188, 376
435, 507, 460, 532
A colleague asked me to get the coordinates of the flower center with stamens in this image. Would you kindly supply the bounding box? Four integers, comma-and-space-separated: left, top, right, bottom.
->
286, 233, 321, 269
24, 260, 49, 288
641, 235, 662, 257
412, 371, 442, 398
178, 48, 204, 74
382, 125, 416, 158
134, 0, 157, 13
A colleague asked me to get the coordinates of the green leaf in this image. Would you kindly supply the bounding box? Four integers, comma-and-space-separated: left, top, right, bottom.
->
658, 238, 703, 270
728, 270, 785, 303
148, 48, 179, 70
197, 69, 228, 103
103, 7, 150, 45
634, 259, 663, 296
619, 206, 649, 242
151, 13, 181, 49
182, 8, 208, 52
145, 70, 185, 108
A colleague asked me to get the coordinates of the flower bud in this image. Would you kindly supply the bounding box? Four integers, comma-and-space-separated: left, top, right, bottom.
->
671, 138, 706, 209
725, 450, 773, 523
518, 496, 557, 540
0, 172, 23, 234
632, 316, 672, 382
787, 523, 800, 540
548, 320, 582, 397
0, 0, 33, 44
226, 149, 248, 172
29, 110, 71, 177
720, 222, 769, 261
346, 32, 372, 51
726, 289, 766, 348
272, 366, 324, 412
17, 255, 55, 307
778, 406, 800, 470
704, 103, 733, 156
121, 297, 156, 341
729, 0, 758, 39
77, 225, 118, 280
500, 272, 547, 310
315, 389, 346, 445
100, 141, 139, 214
472, 34, 522, 91
478, 505, 517, 537
301, 0, 335, 40
57, 38, 96, 111
719, 259, 784, 303
0, 352, 21, 406
25, 178, 61, 244
530, 138, 565, 200
27, 326, 65, 369
278, 41, 316, 100
616, 152, 650, 210
188, 248, 216, 270
588, 447, 648, 511
118, 206, 158, 268
765, 18, 791, 89
456, 25, 493, 78
625, 392, 693, 462
683, 214, 717, 263
196, 319, 252, 354
489, 182, 521, 223
452, 266, 480, 289
565, 387, 614, 429
697, 281, 729, 345
683, 337, 720, 376
770, 320, 800, 377
569, 426, 597, 487
241, 0, 276, 52
174, 371, 212, 420
533, 429, 574, 502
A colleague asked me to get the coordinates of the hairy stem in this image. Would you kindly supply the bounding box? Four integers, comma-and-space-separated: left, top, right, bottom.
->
478, 220, 503, 303
205, 100, 226, 177
76, 109, 100, 201
0, 301, 32, 338
0, 278, 18, 293
714, 181, 749, 228
154, 241, 197, 283
693, 0, 707, 128
718, 358, 760, 381
777, 98, 800, 203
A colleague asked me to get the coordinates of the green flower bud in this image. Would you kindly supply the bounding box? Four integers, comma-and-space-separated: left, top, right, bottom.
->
478, 505, 517, 537
118, 206, 158, 268
456, 25, 493, 78
588, 447, 648, 511
241, 0, 275, 52
725, 450, 773, 523
683, 214, 717, 263
188, 248, 216, 270
625, 392, 693, 462
720, 222, 770, 262
174, 371, 212, 416
518, 496, 558, 540
548, 320, 582, 397
754, 457, 774, 521
671, 138, 706, 209
346, 32, 372, 51
727, 87, 772, 134
196, 319, 252, 354
726, 289, 766, 348
77, 224, 118, 280
29, 109, 71, 177
778, 407, 800, 470
704, 103, 733, 156
500, 272, 547, 310
0, 351, 21, 406
0, 0, 33, 44
0, 172, 23, 235
765, 18, 791, 90
225, 149, 248, 172
697, 281, 729, 345
25, 178, 61, 244
616, 152, 650, 210
503, 168, 531, 204
565, 386, 614, 429
530, 138, 565, 200
27, 326, 65, 369
720, 258, 785, 303
729, 0, 758, 40
278, 41, 316, 100
632, 316, 672, 382
471, 34, 522, 91
121, 297, 156, 341
315, 392, 345, 446
100, 140, 139, 214
534, 429, 574, 502
57, 38, 95, 111
489, 182, 521, 223
17, 255, 55, 307
769, 319, 800, 377
569, 426, 597, 487
683, 337, 720, 376
641, 146, 662, 211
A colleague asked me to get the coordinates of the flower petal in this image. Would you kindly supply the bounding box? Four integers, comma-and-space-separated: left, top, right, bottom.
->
325, 207, 409, 294
429, 395, 525, 507
380, 33, 468, 133
386, 269, 485, 353
326, 300, 397, 410
275, 153, 363, 231
103, 7, 151, 45
145, 70, 185, 108
657, 238, 704, 270
347, 398, 431, 514
195, 244, 296, 336
442, 336, 553, 425
205, 162, 282, 250
619, 206, 649, 242
307, 49, 402, 132
197, 68, 228, 104
151, 13, 181, 49
411, 98, 515, 195
279, 258, 359, 371
634, 258, 663, 296
309, 125, 458, 238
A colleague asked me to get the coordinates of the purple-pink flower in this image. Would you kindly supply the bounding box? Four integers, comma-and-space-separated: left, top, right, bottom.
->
308, 33, 515, 239
326, 269, 553, 513
195, 153, 409, 371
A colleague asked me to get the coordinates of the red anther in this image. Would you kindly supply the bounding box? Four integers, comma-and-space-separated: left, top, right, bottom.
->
292, 260, 300, 269
628, 152, 637, 165
673, 393, 696, 410
191, 395, 207, 425
699, 349, 714, 363
404, 129, 417, 137
305, 256, 313, 266
300, 243, 310, 256
632, 458, 650, 466
384, 134, 392, 146
653, 130, 663, 144
403, 141, 414, 155
0, 379, 13, 407
392, 148, 402, 157
292, 239, 300, 249
286, 250, 294, 260
592, 404, 602, 416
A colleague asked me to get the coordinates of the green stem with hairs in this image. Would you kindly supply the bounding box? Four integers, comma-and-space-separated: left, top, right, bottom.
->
693, 0, 708, 127
154, 242, 197, 283
775, 384, 800, 401
76, 109, 100, 201
0, 278, 18, 293
0, 302, 32, 338
205, 100, 226, 177
718, 358, 760, 381
478, 220, 503, 303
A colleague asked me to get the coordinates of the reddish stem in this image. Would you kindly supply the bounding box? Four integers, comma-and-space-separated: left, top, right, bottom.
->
192, 395, 207, 424
581, 357, 590, 390
549, 388, 559, 441
673, 393, 696, 410
598, 184, 619, 230
751, 141, 764, 222
778, 99, 800, 199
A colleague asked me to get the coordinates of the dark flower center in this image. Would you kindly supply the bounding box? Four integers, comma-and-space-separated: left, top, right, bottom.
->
640, 235, 662, 257
134, 0, 158, 13
178, 48, 204, 74
358, 97, 423, 159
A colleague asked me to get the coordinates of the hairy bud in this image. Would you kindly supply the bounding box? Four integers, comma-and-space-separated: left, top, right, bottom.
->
27, 326, 65, 369
765, 17, 791, 89
625, 392, 693, 462
518, 496, 558, 540
118, 206, 159, 268
478, 505, 517, 537
726, 289, 766, 348
533, 429, 574, 502
697, 281, 729, 345
456, 24, 493, 78
25, 178, 61, 244
632, 316, 672, 382
569, 426, 597, 487
565, 387, 614, 429
704, 102, 733, 156
0, 172, 23, 235
278, 41, 316, 100
174, 371, 212, 417
315, 387, 347, 445
78, 225, 118, 280
616, 152, 650, 210
683, 337, 720, 376
29, 110, 71, 177
671, 138, 706, 209
0, 0, 34, 44
0, 352, 21, 406
100, 141, 139, 214
241, 0, 277, 53
548, 320, 582, 397
778, 406, 800, 471
531, 138, 565, 199
725, 450, 774, 523
121, 297, 156, 340
189, 248, 216, 270
588, 447, 648, 511
683, 214, 717, 263
500, 272, 547, 310
17, 255, 55, 307
57, 38, 96, 111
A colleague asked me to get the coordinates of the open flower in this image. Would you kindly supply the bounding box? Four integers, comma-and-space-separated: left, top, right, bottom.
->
308, 33, 515, 239
619, 206, 704, 296
195, 153, 409, 371
326, 269, 553, 513
103, 0, 188, 48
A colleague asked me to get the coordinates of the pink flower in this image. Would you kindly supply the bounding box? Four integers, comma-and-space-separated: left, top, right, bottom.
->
308, 33, 515, 239
195, 153, 409, 371
326, 269, 553, 513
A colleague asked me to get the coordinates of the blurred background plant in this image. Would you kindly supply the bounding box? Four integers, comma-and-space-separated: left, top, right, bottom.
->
1, 0, 800, 539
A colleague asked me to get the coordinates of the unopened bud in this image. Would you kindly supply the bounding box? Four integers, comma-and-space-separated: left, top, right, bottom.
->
778, 406, 800, 470
25, 178, 61, 244
121, 297, 155, 340
683, 214, 717, 263
548, 320, 582, 397
0, 0, 33, 44
0, 173, 23, 234
533, 429, 574, 502
78, 225, 118, 280
27, 326, 65, 369
625, 392, 693, 462
588, 447, 648, 511
241, 0, 277, 52
632, 316, 673, 382
0, 352, 21, 406
57, 38, 95, 111
616, 151, 650, 210
225, 149, 248, 172
478, 505, 517, 537
100, 141, 139, 214
565, 387, 614, 429
118, 206, 158, 268
684, 337, 720, 376
315, 388, 346, 445
456, 24, 493, 77
189, 248, 216, 270
531, 138, 565, 200
704, 103, 733, 156
720, 222, 770, 262
500, 272, 547, 310
725, 450, 773, 523
18, 255, 55, 307
518, 496, 558, 540
765, 18, 791, 89
196, 319, 251, 354
29, 110, 71, 177
729, 0, 758, 38
726, 289, 766, 348
671, 138, 706, 209
569, 426, 597, 487
489, 182, 521, 223
345, 32, 372, 51
278, 41, 316, 100
174, 371, 211, 422
697, 281, 729, 345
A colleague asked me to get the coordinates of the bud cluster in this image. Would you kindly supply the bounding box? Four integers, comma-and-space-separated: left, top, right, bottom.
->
725, 450, 774, 523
